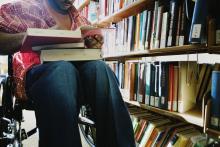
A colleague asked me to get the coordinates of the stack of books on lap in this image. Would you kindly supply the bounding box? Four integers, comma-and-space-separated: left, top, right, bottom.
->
21, 27, 102, 62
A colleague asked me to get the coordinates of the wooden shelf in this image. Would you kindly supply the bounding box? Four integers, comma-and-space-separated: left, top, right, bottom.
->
209, 46, 220, 54
94, 0, 152, 27
206, 128, 220, 138
148, 45, 207, 55
103, 45, 208, 60
124, 98, 203, 127
103, 50, 149, 59
121, 90, 203, 127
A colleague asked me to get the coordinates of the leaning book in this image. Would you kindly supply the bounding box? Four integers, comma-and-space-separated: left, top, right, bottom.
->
40, 48, 102, 62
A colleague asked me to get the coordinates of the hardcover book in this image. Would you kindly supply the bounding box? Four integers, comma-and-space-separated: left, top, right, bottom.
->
145, 62, 151, 105
210, 71, 220, 129
32, 42, 85, 51
189, 0, 207, 44
21, 28, 83, 50
167, 0, 178, 47
40, 48, 102, 62
159, 62, 169, 109
178, 62, 197, 113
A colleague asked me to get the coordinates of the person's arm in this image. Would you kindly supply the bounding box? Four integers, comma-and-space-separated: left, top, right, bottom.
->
0, 32, 25, 54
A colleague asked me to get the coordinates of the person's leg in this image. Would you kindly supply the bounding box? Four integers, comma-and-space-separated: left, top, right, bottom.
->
25, 61, 82, 147
78, 60, 135, 147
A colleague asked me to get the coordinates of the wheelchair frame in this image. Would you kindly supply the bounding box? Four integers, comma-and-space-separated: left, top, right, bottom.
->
0, 55, 96, 147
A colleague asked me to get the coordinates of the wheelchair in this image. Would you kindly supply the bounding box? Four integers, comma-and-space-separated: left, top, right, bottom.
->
0, 55, 96, 147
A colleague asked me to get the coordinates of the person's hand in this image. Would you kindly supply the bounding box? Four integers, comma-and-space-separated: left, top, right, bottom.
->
84, 34, 103, 48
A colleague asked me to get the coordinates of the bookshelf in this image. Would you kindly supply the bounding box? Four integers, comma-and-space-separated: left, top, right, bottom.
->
92, 0, 220, 141
209, 46, 220, 53
148, 45, 208, 55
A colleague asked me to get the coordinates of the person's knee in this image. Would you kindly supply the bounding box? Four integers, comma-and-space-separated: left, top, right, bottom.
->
81, 60, 113, 83
50, 61, 78, 76
86, 60, 108, 71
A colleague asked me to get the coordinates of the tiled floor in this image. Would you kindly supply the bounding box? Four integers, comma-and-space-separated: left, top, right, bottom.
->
22, 110, 90, 147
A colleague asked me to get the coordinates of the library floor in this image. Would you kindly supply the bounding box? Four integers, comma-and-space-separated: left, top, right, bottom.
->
22, 110, 90, 147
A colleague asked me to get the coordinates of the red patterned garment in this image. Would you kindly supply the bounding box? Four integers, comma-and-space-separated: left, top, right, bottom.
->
0, 0, 90, 101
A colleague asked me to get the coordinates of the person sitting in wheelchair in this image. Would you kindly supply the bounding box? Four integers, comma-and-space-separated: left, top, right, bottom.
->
0, 0, 135, 147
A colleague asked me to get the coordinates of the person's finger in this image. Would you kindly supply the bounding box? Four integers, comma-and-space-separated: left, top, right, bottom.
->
84, 35, 103, 48
94, 35, 104, 44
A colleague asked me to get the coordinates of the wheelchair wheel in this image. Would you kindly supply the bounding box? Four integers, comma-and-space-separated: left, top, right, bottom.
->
0, 75, 23, 147
78, 105, 96, 147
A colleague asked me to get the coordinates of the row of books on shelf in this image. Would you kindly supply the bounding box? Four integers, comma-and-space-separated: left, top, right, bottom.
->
113, 0, 193, 52
107, 61, 220, 114
98, 0, 220, 56
129, 106, 210, 147
73, 0, 220, 57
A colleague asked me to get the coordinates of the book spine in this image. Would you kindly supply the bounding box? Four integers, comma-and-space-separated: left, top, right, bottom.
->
150, 64, 156, 106
145, 11, 152, 49
134, 63, 139, 101
168, 64, 174, 111
131, 16, 137, 51
127, 16, 133, 51
137, 63, 146, 103
154, 62, 160, 107
172, 65, 179, 112
140, 10, 148, 50
145, 63, 151, 105
160, 62, 169, 109
160, 12, 169, 48
158, 62, 162, 108
189, 0, 208, 44
175, 2, 182, 46
150, 1, 159, 49
216, 28, 220, 45
129, 63, 136, 101
167, 0, 178, 47
139, 12, 144, 50
155, 6, 164, 49
215, 0, 220, 45
179, 0, 186, 46
135, 14, 140, 50
210, 71, 220, 129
